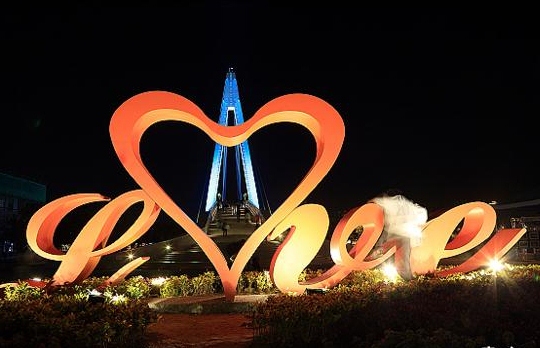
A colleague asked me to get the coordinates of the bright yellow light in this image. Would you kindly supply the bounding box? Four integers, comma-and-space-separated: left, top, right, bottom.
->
165, 245, 171, 251
127, 253, 134, 260
382, 263, 399, 283
488, 259, 505, 273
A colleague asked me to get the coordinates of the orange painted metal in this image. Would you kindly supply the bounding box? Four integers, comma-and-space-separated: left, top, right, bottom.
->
9, 91, 526, 300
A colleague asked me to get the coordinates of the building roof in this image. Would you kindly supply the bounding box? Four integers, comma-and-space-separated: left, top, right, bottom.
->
0, 173, 46, 203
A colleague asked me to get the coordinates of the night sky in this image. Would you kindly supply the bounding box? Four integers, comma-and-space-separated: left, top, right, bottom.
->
2, 5, 539, 227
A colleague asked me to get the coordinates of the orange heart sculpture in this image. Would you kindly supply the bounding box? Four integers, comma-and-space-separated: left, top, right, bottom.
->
109, 91, 345, 300
20, 90, 528, 299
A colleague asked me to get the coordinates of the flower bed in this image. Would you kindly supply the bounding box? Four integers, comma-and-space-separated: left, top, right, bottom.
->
251, 265, 540, 347
1, 266, 539, 347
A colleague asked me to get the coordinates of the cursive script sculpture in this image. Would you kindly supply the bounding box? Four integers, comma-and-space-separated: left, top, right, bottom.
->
9, 91, 526, 301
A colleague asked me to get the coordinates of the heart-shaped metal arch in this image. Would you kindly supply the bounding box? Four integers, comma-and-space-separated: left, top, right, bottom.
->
109, 91, 345, 300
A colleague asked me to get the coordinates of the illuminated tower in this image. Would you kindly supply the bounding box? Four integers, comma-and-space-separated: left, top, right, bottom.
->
204, 68, 260, 212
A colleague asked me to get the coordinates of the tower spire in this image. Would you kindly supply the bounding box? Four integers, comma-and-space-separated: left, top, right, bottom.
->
204, 69, 260, 212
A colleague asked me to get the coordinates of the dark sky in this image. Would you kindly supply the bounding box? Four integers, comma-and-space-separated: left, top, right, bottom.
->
2, 5, 539, 223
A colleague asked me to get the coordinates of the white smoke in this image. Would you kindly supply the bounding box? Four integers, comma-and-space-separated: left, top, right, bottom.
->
371, 194, 428, 247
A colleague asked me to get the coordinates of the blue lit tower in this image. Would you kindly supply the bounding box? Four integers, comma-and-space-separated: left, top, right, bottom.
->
204, 68, 260, 212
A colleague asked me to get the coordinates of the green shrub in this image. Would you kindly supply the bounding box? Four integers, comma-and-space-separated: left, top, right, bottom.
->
237, 271, 277, 294
116, 275, 151, 299
0, 296, 157, 347
160, 275, 192, 297
2, 281, 44, 301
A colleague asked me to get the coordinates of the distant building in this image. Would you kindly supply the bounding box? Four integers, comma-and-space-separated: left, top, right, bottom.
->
493, 199, 540, 262
0, 173, 46, 256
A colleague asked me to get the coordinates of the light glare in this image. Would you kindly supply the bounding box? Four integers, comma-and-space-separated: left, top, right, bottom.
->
382, 263, 399, 282
488, 259, 505, 273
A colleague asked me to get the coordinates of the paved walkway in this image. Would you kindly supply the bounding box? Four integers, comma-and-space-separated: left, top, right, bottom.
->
146, 312, 254, 347
145, 294, 269, 347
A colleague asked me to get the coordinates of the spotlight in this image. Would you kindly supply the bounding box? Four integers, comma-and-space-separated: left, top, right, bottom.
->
88, 289, 105, 304
305, 288, 328, 295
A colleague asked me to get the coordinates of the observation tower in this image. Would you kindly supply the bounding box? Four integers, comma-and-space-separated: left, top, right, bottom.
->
202, 68, 264, 224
